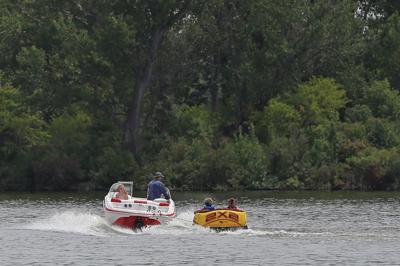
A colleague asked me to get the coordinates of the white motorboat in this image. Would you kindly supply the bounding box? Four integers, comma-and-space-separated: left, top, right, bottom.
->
103, 181, 176, 230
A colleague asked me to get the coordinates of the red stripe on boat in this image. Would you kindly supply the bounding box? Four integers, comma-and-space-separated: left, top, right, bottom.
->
134, 200, 147, 204
111, 198, 121, 203
159, 202, 170, 206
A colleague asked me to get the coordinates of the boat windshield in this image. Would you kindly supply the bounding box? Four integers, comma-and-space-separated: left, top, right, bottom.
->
110, 181, 133, 196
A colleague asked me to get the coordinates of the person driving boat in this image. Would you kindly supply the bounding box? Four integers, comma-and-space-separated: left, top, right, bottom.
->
147, 172, 170, 201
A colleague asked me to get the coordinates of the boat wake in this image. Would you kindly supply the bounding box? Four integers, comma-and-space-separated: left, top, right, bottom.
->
25, 211, 109, 237
24, 209, 334, 238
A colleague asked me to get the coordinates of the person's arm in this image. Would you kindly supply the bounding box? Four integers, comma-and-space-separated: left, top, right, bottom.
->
159, 183, 170, 200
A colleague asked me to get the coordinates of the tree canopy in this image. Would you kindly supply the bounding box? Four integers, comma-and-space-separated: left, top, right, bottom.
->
1, 0, 400, 191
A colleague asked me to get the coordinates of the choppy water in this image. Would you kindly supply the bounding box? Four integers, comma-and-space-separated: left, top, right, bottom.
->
1, 191, 400, 265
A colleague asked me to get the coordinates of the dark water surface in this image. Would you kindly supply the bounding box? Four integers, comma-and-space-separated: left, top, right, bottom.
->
1, 191, 400, 265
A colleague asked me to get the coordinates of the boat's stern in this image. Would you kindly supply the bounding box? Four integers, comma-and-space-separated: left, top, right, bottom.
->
103, 183, 176, 230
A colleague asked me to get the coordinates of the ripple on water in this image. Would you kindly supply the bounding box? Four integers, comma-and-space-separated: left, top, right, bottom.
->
1, 192, 400, 265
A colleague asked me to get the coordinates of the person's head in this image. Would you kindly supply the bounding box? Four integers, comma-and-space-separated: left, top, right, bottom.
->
228, 198, 236, 206
204, 197, 213, 206
117, 184, 126, 193
153, 171, 164, 180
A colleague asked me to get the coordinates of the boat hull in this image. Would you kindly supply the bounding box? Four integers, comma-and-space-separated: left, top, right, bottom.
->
103, 182, 176, 230
104, 206, 172, 230
103, 198, 176, 230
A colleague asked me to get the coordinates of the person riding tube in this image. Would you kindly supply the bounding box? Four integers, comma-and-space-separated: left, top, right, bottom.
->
202, 197, 215, 211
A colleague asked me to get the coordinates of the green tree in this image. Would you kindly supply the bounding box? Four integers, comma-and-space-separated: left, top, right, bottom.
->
0, 83, 48, 190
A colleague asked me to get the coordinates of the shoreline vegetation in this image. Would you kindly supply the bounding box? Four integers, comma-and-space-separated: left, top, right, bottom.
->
2, 1, 400, 192
2, 191, 400, 203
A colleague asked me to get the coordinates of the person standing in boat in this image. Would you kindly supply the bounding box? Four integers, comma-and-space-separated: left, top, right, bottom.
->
147, 172, 171, 201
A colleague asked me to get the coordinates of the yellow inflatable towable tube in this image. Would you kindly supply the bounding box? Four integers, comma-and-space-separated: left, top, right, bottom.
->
193, 208, 247, 230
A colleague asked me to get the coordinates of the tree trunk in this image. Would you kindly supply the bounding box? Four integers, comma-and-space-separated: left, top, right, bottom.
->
210, 82, 219, 113
123, 28, 166, 161
123, 1, 192, 162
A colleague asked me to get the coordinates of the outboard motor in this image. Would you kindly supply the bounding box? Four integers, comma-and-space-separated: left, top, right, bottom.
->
134, 217, 144, 231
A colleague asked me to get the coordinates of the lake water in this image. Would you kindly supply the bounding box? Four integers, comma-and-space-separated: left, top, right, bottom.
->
1, 191, 400, 265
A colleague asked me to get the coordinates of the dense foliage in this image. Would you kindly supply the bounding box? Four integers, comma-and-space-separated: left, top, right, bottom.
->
1, 0, 400, 191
